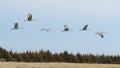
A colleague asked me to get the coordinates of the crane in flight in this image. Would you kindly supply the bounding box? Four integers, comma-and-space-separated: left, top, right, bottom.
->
80, 24, 90, 31
11, 22, 23, 30
41, 27, 51, 32
62, 24, 72, 32
24, 13, 36, 21
95, 32, 107, 38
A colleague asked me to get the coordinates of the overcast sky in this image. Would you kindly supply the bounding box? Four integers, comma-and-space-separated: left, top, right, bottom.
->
0, 0, 120, 55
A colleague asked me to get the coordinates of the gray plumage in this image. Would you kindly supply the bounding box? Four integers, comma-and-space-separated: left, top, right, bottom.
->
41, 28, 51, 32
95, 32, 106, 38
62, 24, 72, 32
11, 22, 23, 30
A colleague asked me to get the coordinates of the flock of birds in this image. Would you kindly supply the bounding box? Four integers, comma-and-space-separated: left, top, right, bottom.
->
11, 13, 106, 38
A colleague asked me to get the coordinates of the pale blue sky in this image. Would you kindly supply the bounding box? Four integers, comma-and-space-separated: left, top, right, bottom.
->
0, 0, 120, 55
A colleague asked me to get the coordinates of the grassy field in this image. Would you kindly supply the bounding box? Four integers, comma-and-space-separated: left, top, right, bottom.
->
0, 62, 120, 68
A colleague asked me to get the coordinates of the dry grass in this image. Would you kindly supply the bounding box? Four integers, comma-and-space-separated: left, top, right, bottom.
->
0, 62, 120, 68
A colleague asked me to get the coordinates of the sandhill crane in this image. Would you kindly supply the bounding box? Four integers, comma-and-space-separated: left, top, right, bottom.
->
95, 32, 106, 38
11, 22, 23, 30
41, 27, 51, 32
24, 13, 36, 21
62, 24, 72, 32
11, 22, 18, 30
27, 13, 32, 21
80, 24, 90, 31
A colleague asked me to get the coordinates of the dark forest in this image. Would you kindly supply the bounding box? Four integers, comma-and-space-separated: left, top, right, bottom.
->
0, 47, 120, 64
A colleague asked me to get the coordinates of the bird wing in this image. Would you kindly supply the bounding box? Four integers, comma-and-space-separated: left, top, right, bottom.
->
28, 15, 32, 20
82, 25, 88, 30
27, 13, 32, 21
14, 23, 18, 29
64, 27, 69, 31
99, 34, 104, 38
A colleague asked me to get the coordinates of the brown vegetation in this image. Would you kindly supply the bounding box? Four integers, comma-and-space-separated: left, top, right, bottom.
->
0, 62, 120, 68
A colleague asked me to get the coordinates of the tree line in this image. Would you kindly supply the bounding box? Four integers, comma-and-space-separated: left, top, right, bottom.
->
0, 47, 120, 64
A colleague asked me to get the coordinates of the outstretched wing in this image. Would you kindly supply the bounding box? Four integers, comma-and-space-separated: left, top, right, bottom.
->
82, 25, 88, 30
100, 34, 104, 38
64, 27, 69, 31
14, 22, 18, 29
27, 13, 32, 21
64, 24, 69, 31
99, 33, 104, 38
